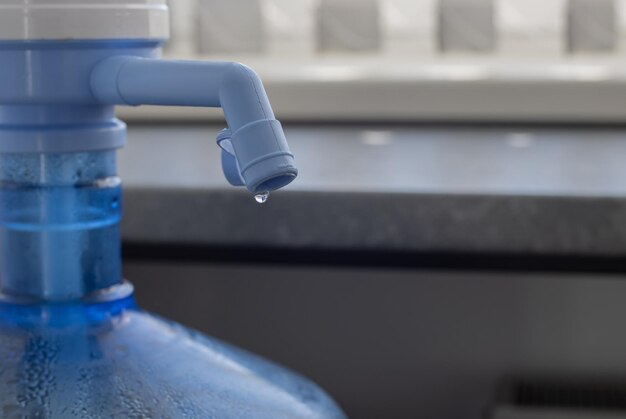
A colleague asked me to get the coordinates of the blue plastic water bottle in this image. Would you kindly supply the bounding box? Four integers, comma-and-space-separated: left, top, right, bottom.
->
0, 2, 345, 417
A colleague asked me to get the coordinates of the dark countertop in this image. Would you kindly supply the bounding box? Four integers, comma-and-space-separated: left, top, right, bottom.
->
120, 124, 626, 258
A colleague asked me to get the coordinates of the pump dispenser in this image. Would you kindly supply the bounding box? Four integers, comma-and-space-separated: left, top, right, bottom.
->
0, 1, 345, 417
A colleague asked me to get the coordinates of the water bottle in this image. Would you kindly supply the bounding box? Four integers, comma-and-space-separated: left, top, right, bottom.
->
0, 1, 346, 417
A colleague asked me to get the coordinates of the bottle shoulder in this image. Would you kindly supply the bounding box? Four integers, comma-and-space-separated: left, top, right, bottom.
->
0, 305, 345, 419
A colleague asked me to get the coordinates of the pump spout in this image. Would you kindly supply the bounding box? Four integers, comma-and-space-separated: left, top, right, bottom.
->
90, 57, 297, 194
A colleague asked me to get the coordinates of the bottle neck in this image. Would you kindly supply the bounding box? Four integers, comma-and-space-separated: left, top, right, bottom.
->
0, 150, 122, 301
0, 282, 136, 328
0, 106, 124, 301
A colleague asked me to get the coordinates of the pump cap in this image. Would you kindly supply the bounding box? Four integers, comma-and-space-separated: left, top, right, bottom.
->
0, 0, 169, 41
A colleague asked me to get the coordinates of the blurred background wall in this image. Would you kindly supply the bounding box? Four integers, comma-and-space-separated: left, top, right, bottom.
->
121, 1, 626, 418
120, 0, 626, 123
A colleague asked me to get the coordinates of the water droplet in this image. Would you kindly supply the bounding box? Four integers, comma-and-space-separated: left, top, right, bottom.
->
254, 191, 269, 204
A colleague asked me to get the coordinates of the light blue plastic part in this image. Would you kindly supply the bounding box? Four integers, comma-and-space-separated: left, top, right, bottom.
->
0, 285, 345, 418
0, 40, 344, 418
217, 128, 246, 186
0, 149, 121, 300
90, 57, 297, 194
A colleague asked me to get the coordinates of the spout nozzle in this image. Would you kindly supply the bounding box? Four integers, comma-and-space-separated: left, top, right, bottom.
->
255, 172, 297, 193
225, 119, 297, 194
219, 146, 296, 192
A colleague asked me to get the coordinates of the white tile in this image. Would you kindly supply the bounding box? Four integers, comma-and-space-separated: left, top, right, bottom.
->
317, 0, 381, 52
262, 0, 316, 55
497, 0, 567, 57
165, 0, 198, 56
198, 0, 265, 54
567, 0, 617, 53
439, 0, 496, 53
381, 0, 436, 55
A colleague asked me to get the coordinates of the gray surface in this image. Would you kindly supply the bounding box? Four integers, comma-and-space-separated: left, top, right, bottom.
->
317, 0, 381, 52
120, 124, 626, 255
568, 0, 617, 53
126, 262, 626, 419
439, 0, 495, 52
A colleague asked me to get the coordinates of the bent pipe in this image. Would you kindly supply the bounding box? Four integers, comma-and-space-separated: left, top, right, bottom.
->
90, 57, 297, 194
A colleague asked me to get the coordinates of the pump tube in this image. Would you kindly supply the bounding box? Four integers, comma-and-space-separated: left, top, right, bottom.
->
90, 58, 297, 194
